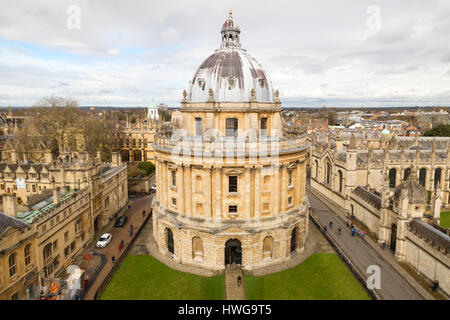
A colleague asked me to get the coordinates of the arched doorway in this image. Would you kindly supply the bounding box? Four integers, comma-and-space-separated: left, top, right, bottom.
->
224, 239, 242, 265
166, 228, 174, 254
390, 224, 397, 251
290, 227, 298, 253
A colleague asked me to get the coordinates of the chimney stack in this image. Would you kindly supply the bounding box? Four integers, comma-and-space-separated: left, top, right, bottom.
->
2, 193, 18, 218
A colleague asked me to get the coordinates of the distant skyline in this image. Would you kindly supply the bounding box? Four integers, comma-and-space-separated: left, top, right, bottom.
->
0, 0, 449, 108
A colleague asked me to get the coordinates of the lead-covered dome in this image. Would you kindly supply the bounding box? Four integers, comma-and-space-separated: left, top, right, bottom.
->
188, 12, 275, 103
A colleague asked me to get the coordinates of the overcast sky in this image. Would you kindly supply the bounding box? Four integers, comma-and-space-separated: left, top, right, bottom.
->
0, 0, 449, 108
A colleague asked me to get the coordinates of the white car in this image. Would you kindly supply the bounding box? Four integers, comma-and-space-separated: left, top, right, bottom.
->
96, 233, 112, 248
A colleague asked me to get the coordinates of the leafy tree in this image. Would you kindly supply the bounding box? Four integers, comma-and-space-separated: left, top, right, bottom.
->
137, 161, 155, 176
423, 124, 450, 137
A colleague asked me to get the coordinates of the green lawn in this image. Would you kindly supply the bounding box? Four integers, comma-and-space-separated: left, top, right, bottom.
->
244, 253, 370, 300
440, 211, 450, 229
100, 255, 225, 300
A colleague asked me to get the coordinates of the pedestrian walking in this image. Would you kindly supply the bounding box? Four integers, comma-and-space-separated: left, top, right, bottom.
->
338, 227, 342, 235
357, 229, 360, 236
381, 242, 386, 250
237, 276, 242, 287
121, 240, 124, 248
142, 210, 145, 218
324, 225, 328, 232
111, 256, 115, 263
118, 243, 122, 251
351, 228, 355, 237
346, 220, 350, 228
361, 231, 365, 239
329, 221, 333, 228
431, 280, 439, 291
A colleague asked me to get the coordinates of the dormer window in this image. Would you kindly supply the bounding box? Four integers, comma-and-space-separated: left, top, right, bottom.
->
228, 77, 236, 89
259, 78, 265, 87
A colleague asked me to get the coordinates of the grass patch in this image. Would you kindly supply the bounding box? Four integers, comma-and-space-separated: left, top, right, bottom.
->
244, 253, 370, 300
440, 211, 450, 229
100, 255, 225, 300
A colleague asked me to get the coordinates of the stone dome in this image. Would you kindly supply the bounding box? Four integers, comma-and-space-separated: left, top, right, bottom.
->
188, 12, 274, 103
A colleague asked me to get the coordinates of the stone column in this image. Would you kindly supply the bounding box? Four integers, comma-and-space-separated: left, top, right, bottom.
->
272, 164, 280, 215
214, 166, 222, 222
281, 164, 288, 213
244, 166, 251, 220
296, 162, 302, 206
185, 165, 192, 217
179, 164, 185, 215
254, 166, 261, 219
205, 166, 212, 220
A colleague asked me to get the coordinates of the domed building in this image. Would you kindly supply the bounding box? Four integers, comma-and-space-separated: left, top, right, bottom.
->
152, 12, 309, 271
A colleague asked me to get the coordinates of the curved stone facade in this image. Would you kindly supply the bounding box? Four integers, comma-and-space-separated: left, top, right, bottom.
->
152, 13, 309, 272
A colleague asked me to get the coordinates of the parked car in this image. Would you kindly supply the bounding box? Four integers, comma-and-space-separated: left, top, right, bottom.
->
96, 233, 112, 248
150, 184, 157, 193
114, 215, 128, 227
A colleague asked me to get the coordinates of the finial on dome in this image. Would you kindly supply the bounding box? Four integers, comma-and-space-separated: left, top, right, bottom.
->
229, 9, 232, 17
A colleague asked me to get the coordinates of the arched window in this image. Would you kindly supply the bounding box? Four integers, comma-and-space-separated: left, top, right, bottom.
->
419, 168, 427, 187
133, 150, 142, 162
325, 161, 331, 185
192, 237, 203, 261
389, 168, 397, 188
263, 236, 274, 260
120, 150, 129, 162
403, 168, 411, 181
338, 170, 343, 193
434, 168, 442, 188
315, 160, 319, 178
9, 253, 16, 277
264, 175, 270, 191
195, 175, 203, 193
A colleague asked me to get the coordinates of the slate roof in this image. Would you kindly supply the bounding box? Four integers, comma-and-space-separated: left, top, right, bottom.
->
352, 185, 382, 209
0, 212, 29, 236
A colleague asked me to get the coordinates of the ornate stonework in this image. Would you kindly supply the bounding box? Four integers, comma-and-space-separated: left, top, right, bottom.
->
152, 14, 309, 271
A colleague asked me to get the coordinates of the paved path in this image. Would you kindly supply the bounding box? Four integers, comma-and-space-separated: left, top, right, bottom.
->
82, 193, 154, 300
307, 188, 427, 300
225, 265, 245, 300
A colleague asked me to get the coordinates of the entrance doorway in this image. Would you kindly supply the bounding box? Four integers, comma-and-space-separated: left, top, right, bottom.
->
94, 216, 101, 233
290, 227, 298, 253
166, 228, 174, 254
225, 239, 242, 265
390, 224, 397, 251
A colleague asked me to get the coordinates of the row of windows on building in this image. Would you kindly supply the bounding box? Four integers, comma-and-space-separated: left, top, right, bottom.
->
194, 117, 268, 137
318, 160, 448, 193
7, 244, 32, 279
170, 169, 294, 191
0, 173, 50, 180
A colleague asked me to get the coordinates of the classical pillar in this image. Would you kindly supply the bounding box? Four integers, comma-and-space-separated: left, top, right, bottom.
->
254, 165, 261, 219
244, 166, 251, 220
179, 164, 185, 215
185, 165, 192, 217
214, 166, 222, 222
296, 162, 302, 206
272, 164, 280, 215
280, 164, 288, 213
205, 166, 212, 220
